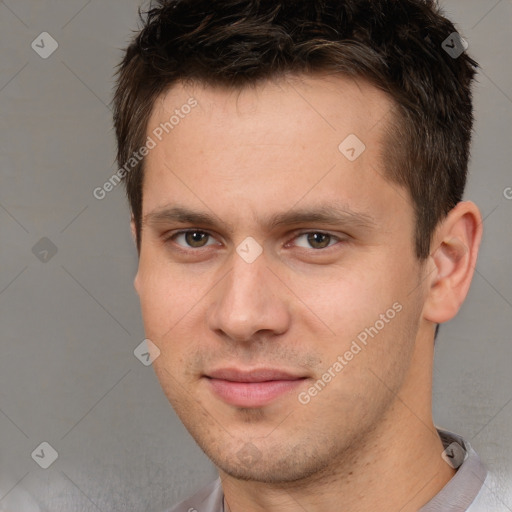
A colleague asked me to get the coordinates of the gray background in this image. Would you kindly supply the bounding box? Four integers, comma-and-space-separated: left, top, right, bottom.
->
0, 1, 510, 511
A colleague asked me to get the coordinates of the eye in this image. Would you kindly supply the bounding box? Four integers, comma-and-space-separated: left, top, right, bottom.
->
165, 229, 343, 252
168, 230, 218, 249
292, 232, 340, 250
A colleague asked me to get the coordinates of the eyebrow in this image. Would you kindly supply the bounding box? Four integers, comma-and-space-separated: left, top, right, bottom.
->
143, 202, 377, 234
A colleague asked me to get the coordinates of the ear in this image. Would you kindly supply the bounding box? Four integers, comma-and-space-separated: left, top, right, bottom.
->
130, 214, 137, 245
422, 201, 483, 324
130, 215, 141, 294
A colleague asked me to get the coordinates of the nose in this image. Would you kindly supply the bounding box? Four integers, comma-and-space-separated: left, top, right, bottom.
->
207, 246, 291, 344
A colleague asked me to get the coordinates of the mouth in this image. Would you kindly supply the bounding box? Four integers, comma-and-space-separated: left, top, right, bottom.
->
204, 368, 308, 408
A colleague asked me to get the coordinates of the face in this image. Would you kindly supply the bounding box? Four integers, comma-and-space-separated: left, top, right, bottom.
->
134, 74, 429, 483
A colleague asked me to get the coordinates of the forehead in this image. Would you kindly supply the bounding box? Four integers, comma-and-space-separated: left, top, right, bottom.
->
149, 73, 393, 141
141, 73, 409, 233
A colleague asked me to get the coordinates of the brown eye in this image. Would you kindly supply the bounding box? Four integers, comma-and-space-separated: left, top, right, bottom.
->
168, 230, 216, 249
184, 231, 210, 247
306, 233, 331, 249
293, 232, 337, 250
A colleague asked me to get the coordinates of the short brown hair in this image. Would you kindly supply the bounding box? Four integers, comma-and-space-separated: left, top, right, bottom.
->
113, 0, 478, 259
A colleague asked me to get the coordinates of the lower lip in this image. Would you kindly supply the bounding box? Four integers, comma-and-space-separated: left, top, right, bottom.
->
206, 378, 306, 408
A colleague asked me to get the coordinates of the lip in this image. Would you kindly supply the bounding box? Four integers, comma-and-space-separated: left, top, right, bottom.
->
204, 368, 308, 408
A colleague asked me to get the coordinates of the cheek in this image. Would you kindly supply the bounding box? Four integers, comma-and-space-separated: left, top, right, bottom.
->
136, 254, 189, 337
300, 261, 420, 371
136, 252, 216, 363
306, 300, 420, 429
295, 266, 398, 335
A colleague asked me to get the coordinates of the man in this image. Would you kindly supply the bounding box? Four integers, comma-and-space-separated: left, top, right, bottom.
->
112, 0, 508, 510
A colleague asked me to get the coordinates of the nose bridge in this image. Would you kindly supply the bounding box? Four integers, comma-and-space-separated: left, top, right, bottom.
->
224, 249, 268, 319
208, 246, 289, 341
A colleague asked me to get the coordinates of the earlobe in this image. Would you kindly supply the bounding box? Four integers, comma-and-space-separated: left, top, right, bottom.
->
133, 271, 141, 295
422, 201, 483, 325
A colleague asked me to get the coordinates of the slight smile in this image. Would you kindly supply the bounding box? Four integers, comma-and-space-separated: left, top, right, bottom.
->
204, 368, 309, 408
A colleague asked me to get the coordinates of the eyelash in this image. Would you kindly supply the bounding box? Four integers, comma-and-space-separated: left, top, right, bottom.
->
163, 229, 344, 252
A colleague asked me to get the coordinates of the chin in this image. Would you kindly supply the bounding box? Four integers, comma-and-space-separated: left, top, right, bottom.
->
204, 439, 332, 484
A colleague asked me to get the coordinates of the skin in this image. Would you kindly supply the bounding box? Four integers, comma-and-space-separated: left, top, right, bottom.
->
131, 73, 482, 512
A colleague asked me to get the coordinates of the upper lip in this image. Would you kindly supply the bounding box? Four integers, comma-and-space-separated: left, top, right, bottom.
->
206, 368, 306, 383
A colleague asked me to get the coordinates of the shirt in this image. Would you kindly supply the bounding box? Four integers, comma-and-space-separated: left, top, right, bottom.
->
165, 429, 511, 512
